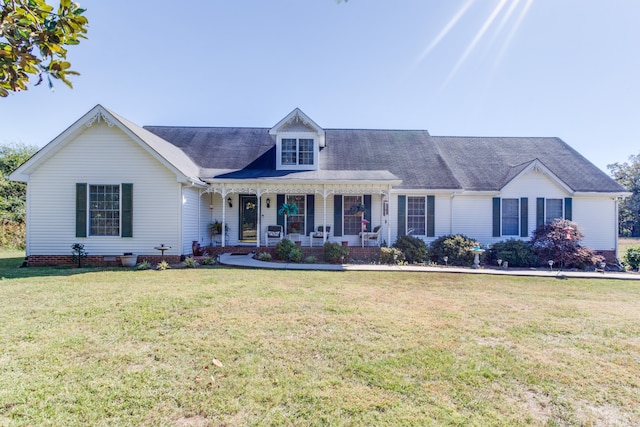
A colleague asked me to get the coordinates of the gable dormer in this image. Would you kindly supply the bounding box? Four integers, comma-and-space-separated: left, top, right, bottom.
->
269, 108, 325, 171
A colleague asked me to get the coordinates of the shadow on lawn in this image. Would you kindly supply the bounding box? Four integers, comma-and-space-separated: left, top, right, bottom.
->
0, 255, 145, 280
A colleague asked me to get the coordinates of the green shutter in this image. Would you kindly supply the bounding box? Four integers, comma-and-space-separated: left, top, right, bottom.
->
364, 195, 372, 226
426, 195, 435, 237
333, 195, 342, 236
76, 183, 87, 238
536, 198, 545, 228
121, 183, 133, 237
306, 194, 315, 235
276, 194, 285, 228
397, 195, 406, 237
492, 197, 501, 237
520, 197, 528, 237
564, 198, 572, 221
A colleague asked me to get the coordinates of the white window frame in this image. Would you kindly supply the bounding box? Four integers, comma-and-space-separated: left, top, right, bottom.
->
88, 183, 121, 237
407, 196, 426, 236
285, 194, 306, 235
502, 198, 520, 236
545, 198, 564, 223
343, 195, 363, 236
276, 134, 318, 171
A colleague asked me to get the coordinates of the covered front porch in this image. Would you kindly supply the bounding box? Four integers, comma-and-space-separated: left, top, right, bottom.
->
198, 175, 400, 249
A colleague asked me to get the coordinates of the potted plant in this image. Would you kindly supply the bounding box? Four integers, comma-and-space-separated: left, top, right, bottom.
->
350, 203, 366, 216
209, 220, 228, 235
278, 202, 298, 237
120, 252, 138, 267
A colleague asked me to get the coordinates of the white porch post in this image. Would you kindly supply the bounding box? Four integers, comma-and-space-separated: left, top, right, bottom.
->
256, 187, 262, 248
387, 185, 392, 246
323, 185, 328, 244
221, 184, 227, 248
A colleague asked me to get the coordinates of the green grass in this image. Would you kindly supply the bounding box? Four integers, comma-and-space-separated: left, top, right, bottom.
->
1, 251, 639, 426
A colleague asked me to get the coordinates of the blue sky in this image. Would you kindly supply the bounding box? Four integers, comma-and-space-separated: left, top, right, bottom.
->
2, 0, 639, 173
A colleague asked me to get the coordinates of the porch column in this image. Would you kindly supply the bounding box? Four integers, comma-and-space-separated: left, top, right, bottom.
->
256, 187, 263, 248
323, 185, 328, 244
221, 184, 227, 248
387, 185, 392, 246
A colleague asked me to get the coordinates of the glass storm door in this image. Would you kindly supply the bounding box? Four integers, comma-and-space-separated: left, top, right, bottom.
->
239, 195, 258, 241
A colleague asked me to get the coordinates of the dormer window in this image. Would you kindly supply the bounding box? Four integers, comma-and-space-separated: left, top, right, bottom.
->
270, 108, 325, 172
282, 138, 314, 166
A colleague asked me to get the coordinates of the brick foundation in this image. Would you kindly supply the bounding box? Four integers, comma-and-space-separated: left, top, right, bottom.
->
26, 244, 381, 267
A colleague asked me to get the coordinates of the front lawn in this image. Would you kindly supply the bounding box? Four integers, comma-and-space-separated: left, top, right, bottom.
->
0, 252, 638, 426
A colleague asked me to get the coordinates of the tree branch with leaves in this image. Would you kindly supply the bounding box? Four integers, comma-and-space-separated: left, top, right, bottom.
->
0, 0, 88, 97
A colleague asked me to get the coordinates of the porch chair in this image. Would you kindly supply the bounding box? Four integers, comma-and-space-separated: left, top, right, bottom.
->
309, 226, 331, 247
360, 225, 382, 247
264, 225, 283, 247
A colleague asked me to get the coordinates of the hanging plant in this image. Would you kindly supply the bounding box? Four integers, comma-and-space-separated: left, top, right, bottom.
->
278, 202, 298, 217
350, 203, 366, 216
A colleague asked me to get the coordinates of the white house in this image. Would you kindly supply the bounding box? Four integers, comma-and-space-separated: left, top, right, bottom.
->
10, 105, 628, 266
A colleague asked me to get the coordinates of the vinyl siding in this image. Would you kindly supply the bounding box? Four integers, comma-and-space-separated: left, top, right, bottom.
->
26, 122, 182, 257
182, 186, 200, 255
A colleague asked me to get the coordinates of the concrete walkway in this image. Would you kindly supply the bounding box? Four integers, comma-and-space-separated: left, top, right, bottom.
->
219, 253, 640, 280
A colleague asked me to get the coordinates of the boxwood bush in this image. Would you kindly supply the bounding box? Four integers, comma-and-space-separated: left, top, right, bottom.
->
486, 239, 537, 268
393, 235, 428, 264
623, 245, 640, 270
429, 234, 480, 266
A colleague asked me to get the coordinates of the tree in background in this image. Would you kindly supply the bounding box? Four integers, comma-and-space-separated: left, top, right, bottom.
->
0, 0, 88, 97
608, 153, 640, 237
1, 142, 37, 249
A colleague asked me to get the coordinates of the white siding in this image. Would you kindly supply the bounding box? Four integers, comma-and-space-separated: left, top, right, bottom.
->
182, 186, 200, 255
451, 196, 494, 244
573, 196, 617, 252
26, 122, 183, 257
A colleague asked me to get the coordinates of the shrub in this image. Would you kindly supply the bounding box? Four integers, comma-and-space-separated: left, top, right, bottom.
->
304, 255, 317, 264
275, 239, 303, 263
156, 260, 170, 271
486, 239, 537, 268
623, 245, 640, 270
184, 256, 199, 268
258, 252, 272, 261
323, 242, 349, 264
200, 254, 216, 265
136, 260, 152, 270
379, 247, 405, 265
429, 234, 480, 266
0, 219, 25, 250
275, 239, 296, 261
393, 235, 428, 264
289, 246, 303, 263
531, 219, 604, 269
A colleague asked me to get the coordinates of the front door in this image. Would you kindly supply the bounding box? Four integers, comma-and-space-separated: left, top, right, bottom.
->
239, 195, 258, 241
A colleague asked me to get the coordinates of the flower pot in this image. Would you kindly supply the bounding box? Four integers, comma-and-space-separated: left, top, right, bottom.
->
342, 241, 348, 246
295, 241, 301, 246
120, 254, 138, 267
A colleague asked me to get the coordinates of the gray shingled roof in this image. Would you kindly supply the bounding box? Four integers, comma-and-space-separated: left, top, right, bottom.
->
143, 126, 625, 193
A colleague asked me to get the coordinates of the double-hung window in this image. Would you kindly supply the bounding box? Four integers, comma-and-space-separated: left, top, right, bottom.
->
545, 199, 563, 223
76, 183, 132, 238
502, 198, 520, 236
90, 185, 121, 236
286, 195, 306, 234
407, 197, 426, 235
343, 195, 363, 235
281, 138, 314, 166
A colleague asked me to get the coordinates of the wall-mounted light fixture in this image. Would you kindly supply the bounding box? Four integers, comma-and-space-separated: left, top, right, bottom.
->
266, 198, 271, 208
227, 197, 232, 208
